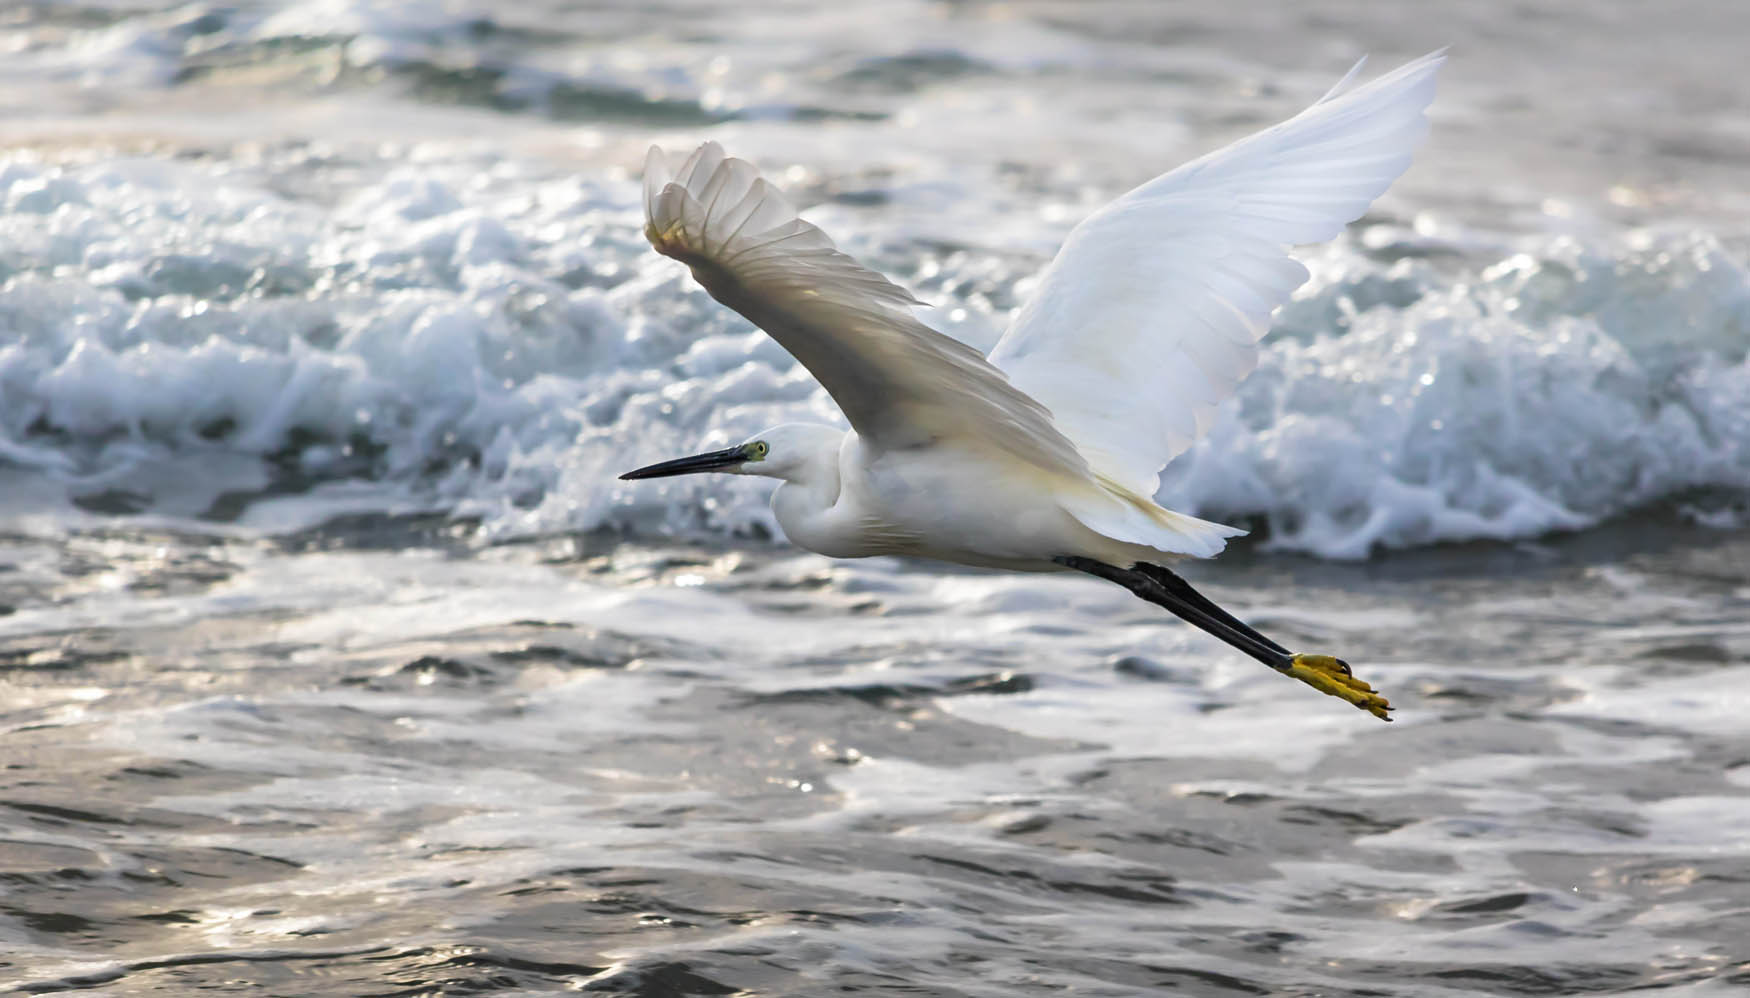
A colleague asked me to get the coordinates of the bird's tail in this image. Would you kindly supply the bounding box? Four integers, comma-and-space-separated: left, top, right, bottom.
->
1060, 474, 1246, 560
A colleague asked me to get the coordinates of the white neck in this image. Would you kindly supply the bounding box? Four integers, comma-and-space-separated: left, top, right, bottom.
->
759, 427, 861, 557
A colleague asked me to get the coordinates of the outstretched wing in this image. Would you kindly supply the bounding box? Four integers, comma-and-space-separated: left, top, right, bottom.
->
987, 50, 1445, 495
643, 142, 1088, 475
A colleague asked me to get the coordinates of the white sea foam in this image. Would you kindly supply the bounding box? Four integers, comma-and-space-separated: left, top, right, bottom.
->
6, 0, 1749, 558
1163, 228, 1750, 556
2, 147, 1748, 557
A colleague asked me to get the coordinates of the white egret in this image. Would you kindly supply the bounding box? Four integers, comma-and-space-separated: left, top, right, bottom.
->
622, 51, 1446, 720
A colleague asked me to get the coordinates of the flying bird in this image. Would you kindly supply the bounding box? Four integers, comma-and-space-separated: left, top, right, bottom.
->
622, 51, 1446, 720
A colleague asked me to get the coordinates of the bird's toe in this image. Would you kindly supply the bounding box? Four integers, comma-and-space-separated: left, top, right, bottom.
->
1287, 653, 1393, 721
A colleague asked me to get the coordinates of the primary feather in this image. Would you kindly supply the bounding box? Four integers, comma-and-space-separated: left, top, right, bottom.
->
642, 142, 1089, 477
988, 50, 1445, 496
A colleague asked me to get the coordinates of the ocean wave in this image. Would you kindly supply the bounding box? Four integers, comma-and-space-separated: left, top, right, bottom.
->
2, 151, 1747, 557
1162, 227, 1750, 556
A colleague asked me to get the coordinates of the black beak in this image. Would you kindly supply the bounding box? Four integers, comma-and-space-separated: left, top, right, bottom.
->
619, 444, 751, 481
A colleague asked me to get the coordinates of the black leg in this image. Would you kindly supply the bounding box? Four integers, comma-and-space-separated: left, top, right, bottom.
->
1055, 555, 1393, 721
1133, 562, 1291, 657
1055, 556, 1293, 673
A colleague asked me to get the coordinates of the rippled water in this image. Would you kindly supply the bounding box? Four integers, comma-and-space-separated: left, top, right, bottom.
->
6, 523, 1750, 994
4, 1, 1750, 994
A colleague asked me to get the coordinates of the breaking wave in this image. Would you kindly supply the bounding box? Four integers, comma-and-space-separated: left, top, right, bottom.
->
2, 152, 1747, 557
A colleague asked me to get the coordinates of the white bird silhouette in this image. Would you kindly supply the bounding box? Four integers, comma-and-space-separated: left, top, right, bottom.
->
622, 51, 1446, 720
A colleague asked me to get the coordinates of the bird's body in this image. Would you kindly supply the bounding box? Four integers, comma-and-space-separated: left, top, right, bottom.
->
754, 424, 1184, 571
623, 51, 1447, 719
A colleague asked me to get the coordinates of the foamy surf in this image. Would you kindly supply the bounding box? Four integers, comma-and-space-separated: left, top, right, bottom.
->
3, 152, 1746, 557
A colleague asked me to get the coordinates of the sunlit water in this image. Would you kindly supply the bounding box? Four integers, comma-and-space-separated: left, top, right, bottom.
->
3, 2, 1749, 994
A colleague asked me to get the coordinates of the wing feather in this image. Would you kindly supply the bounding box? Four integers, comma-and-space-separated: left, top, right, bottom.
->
643, 142, 1089, 475
988, 50, 1444, 495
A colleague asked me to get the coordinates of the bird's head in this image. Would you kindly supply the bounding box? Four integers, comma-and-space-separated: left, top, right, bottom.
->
618, 423, 842, 484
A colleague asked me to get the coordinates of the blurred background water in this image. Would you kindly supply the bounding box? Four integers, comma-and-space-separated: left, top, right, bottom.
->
2, 2, 1749, 994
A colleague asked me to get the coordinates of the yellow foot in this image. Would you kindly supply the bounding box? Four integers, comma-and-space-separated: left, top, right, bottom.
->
1286, 654, 1393, 721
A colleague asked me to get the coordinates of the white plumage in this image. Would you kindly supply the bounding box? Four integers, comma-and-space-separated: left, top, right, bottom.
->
988, 51, 1444, 497
623, 51, 1446, 720
641, 141, 1089, 477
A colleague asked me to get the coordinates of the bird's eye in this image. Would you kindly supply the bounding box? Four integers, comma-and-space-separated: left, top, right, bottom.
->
750, 441, 769, 460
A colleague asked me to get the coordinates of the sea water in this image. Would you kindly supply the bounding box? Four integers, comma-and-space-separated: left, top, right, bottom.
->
3, 2, 1749, 994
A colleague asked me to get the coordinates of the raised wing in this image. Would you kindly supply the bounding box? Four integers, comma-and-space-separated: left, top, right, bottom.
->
987, 51, 1445, 495
643, 142, 1088, 474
